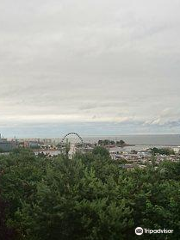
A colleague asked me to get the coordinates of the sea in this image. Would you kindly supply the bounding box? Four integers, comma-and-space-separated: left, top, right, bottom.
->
82, 134, 180, 152
82, 134, 180, 146
48, 134, 180, 153
27, 134, 180, 156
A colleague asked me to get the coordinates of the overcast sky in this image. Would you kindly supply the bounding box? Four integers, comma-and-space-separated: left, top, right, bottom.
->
0, 0, 180, 137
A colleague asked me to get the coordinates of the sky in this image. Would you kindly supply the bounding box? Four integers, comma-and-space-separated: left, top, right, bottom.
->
0, 0, 180, 137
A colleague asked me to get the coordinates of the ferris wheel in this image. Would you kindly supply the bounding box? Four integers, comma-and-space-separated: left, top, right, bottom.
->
60, 132, 84, 156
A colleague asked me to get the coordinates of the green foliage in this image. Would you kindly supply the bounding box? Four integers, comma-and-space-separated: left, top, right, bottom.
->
98, 139, 115, 146
151, 147, 175, 155
0, 148, 180, 239
98, 139, 126, 147
116, 140, 126, 147
92, 146, 110, 158
0, 148, 4, 153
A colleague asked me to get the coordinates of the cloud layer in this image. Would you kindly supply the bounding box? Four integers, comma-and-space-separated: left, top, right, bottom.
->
0, 0, 180, 137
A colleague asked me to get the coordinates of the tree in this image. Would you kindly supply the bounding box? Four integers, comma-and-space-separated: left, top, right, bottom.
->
92, 146, 110, 158
151, 147, 175, 155
0, 148, 180, 240
116, 140, 126, 147
0, 192, 16, 240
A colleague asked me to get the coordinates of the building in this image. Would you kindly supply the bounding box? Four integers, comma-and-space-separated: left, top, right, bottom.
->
0, 134, 17, 152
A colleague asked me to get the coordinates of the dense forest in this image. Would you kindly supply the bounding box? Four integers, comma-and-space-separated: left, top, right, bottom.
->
0, 147, 180, 240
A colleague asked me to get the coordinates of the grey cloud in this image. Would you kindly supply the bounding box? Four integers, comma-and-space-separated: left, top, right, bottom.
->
0, 0, 180, 135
